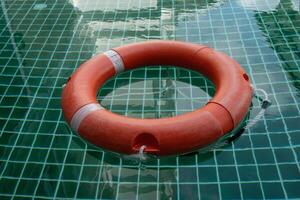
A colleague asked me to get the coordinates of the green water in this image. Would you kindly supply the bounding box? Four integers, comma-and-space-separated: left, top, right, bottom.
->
0, 0, 299, 199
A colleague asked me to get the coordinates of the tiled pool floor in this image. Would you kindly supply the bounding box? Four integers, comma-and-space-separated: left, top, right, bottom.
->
0, 0, 299, 199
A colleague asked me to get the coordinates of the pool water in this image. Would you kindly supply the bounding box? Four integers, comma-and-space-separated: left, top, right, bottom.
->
0, 0, 299, 199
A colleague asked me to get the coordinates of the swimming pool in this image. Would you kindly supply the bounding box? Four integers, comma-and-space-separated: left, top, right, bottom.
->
0, 0, 299, 199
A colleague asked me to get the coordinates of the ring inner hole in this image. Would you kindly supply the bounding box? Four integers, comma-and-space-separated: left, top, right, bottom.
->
97, 66, 215, 119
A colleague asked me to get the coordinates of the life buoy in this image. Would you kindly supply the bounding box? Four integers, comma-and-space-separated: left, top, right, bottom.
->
62, 41, 253, 156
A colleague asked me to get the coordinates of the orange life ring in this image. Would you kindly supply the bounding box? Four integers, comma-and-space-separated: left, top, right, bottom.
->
62, 41, 253, 156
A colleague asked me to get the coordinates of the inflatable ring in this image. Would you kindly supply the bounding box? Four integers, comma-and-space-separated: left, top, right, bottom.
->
62, 41, 253, 156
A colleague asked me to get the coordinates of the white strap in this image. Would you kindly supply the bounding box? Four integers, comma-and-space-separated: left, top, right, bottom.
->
104, 50, 125, 74
70, 103, 104, 132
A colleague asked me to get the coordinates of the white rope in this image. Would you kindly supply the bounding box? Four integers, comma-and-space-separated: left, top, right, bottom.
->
138, 145, 147, 161
244, 86, 271, 130
254, 88, 269, 101
243, 108, 266, 129
122, 145, 149, 162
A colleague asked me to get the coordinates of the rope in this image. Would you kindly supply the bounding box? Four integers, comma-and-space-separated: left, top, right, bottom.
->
122, 145, 150, 163
138, 145, 147, 161
222, 86, 271, 146
244, 85, 271, 130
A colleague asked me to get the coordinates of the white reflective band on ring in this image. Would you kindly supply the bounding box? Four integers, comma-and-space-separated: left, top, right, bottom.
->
104, 50, 125, 73
70, 103, 104, 132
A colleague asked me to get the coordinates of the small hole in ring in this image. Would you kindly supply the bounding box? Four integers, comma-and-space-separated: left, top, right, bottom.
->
243, 73, 249, 81
132, 133, 159, 153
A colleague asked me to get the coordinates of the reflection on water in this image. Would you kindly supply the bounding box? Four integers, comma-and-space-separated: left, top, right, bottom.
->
98, 67, 215, 118
238, 0, 299, 11
71, 0, 158, 12
237, 0, 281, 11
255, 0, 300, 93
0, 0, 300, 199
73, 0, 225, 51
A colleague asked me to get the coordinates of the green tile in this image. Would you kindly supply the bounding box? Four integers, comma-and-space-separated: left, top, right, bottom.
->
254, 149, 276, 164
279, 164, 300, 180
200, 184, 219, 200
3, 162, 24, 177
178, 167, 197, 183
10, 147, 30, 162
36, 180, 57, 198
220, 184, 241, 199
238, 166, 259, 182
28, 149, 49, 162
241, 183, 264, 199
0, 178, 17, 194
235, 150, 255, 164
0, 132, 18, 145
258, 165, 280, 181
61, 165, 81, 180
198, 167, 217, 182
16, 179, 38, 195
216, 151, 235, 165
57, 181, 77, 198
179, 184, 199, 199
41, 164, 62, 179
263, 182, 285, 199
98, 183, 117, 199
284, 181, 300, 199
76, 182, 97, 199
218, 166, 239, 182
138, 184, 157, 200
23, 163, 44, 178
274, 148, 296, 163
81, 166, 100, 181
